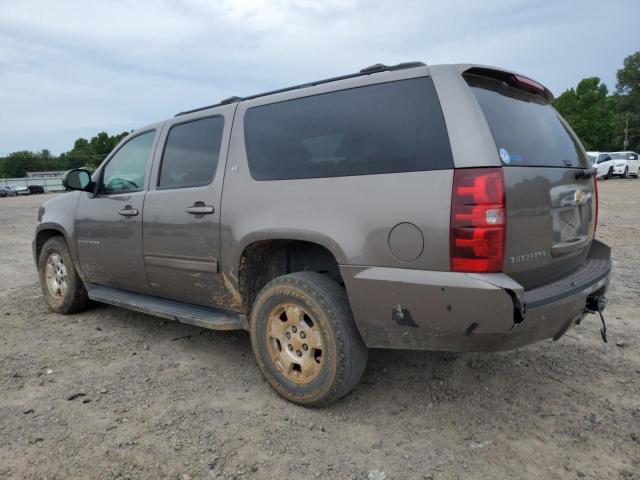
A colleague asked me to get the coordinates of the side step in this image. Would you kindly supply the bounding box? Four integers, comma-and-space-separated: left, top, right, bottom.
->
85, 283, 247, 331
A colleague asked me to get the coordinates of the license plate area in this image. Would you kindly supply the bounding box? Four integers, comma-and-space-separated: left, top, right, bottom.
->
558, 207, 580, 242
549, 184, 594, 257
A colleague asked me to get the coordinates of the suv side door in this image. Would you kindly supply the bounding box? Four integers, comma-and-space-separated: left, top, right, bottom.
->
142, 105, 237, 308
75, 128, 159, 294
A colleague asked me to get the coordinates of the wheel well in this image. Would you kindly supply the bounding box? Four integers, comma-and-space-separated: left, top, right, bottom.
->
35, 229, 65, 262
238, 240, 342, 312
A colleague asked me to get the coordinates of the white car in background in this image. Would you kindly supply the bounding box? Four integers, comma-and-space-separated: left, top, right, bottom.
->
587, 151, 614, 179
609, 151, 640, 178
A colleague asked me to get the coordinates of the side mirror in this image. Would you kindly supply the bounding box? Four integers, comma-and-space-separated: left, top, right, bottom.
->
63, 169, 93, 192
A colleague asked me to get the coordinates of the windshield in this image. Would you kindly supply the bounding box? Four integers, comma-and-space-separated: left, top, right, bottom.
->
464, 74, 589, 168
588, 154, 597, 163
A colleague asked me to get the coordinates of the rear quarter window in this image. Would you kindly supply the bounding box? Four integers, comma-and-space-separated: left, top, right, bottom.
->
244, 77, 453, 180
465, 74, 589, 169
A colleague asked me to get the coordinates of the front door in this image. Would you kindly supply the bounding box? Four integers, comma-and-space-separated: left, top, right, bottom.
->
75, 129, 158, 294
142, 109, 235, 308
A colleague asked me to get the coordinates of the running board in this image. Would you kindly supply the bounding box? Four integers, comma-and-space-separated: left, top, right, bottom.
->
85, 283, 247, 331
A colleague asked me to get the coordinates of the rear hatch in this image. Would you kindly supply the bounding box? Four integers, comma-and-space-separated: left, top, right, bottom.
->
464, 69, 596, 289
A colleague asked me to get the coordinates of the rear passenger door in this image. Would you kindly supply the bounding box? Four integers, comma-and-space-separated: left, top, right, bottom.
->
143, 106, 235, 307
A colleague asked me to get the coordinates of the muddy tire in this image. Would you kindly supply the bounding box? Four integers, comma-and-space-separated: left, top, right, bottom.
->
250, 271, 368, 407
38, 236, 90, 314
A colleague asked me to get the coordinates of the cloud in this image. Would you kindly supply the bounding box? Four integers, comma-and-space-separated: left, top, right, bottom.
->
0, 0, 638, 154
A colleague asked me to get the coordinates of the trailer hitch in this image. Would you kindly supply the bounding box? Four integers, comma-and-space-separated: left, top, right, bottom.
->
585, 294, 607, 343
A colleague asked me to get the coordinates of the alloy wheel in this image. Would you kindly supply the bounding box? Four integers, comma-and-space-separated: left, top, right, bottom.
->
45, 253, 68, 299
264, 303, 324, 384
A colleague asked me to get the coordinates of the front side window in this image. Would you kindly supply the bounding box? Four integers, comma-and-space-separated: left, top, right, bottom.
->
158, 116, 225, 189
244, 77, 453, 180
100, 131, 155, 193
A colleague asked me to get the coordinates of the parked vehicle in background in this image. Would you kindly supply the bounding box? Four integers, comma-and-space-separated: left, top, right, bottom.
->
587, 151, 615, 179
34, 62, 611, 406
0, 186, 11, 197
14, 185, 30, 195
609, 152, 640, 178
27, 185, 45, 194
1, 185, 19, 197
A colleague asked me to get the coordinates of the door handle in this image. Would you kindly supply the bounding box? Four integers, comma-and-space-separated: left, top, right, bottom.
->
118, 206, 139, 217
186, 201, 214, 215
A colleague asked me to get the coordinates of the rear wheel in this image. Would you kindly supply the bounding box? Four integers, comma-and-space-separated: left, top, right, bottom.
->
606, 167, 613, 179
38, 236, 89, 314
250, 271, 367, 406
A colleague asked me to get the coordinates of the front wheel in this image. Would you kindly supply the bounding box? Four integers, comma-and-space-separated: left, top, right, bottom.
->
250, 272, 368, 407
606, 167, 613, 179
38, 236, 90, 314
624, 166, 629, 178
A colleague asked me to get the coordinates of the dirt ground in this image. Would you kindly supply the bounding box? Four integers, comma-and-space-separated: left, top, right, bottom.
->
0, 180, 638, 480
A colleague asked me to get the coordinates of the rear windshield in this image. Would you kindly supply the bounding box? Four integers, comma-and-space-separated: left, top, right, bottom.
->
465, 74, 589, 168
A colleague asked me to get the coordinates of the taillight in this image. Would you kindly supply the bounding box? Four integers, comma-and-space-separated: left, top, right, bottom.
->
593, 175, 598, 237
450, 168, 506, 273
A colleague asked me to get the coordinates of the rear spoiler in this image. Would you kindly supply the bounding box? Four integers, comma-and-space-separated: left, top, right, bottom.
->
463, 67, 554, 103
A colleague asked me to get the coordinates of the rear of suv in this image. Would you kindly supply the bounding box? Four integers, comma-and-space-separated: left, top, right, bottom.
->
34, 62, 611, 406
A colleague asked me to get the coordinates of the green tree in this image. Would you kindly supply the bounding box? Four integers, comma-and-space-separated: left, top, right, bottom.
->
614, 51, 640, 152
0, 151, 44, 177
0, 130, 131, 178
57, 131, 129, 170
554, 77, 617, 150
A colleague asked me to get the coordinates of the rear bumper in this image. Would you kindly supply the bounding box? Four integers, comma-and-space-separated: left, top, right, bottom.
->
341, 240, 611, 352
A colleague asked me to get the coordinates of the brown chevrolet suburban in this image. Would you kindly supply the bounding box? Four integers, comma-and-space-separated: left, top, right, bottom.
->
34, 62, 611, 406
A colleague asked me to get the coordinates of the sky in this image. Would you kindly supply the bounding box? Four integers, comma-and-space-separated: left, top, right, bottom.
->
0, 0, 638, 155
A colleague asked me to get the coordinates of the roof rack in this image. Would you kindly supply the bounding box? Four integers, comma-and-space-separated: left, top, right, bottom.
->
174, 61, 426, 117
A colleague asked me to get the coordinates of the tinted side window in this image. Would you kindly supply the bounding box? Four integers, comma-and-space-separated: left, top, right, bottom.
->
101, 131, 155, 193
158, 116, 225, 189
244, 77, 453, 180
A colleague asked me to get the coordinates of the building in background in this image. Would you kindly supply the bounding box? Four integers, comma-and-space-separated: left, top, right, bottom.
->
26, 170, 66, 179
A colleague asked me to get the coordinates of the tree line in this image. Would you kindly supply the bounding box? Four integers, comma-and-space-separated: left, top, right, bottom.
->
1, 51, 639, 179
0, 131, 129, 178
553, 51, 640, 152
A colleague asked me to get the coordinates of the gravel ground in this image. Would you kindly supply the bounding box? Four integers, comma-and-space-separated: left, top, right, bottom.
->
0, 180, 638, 480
